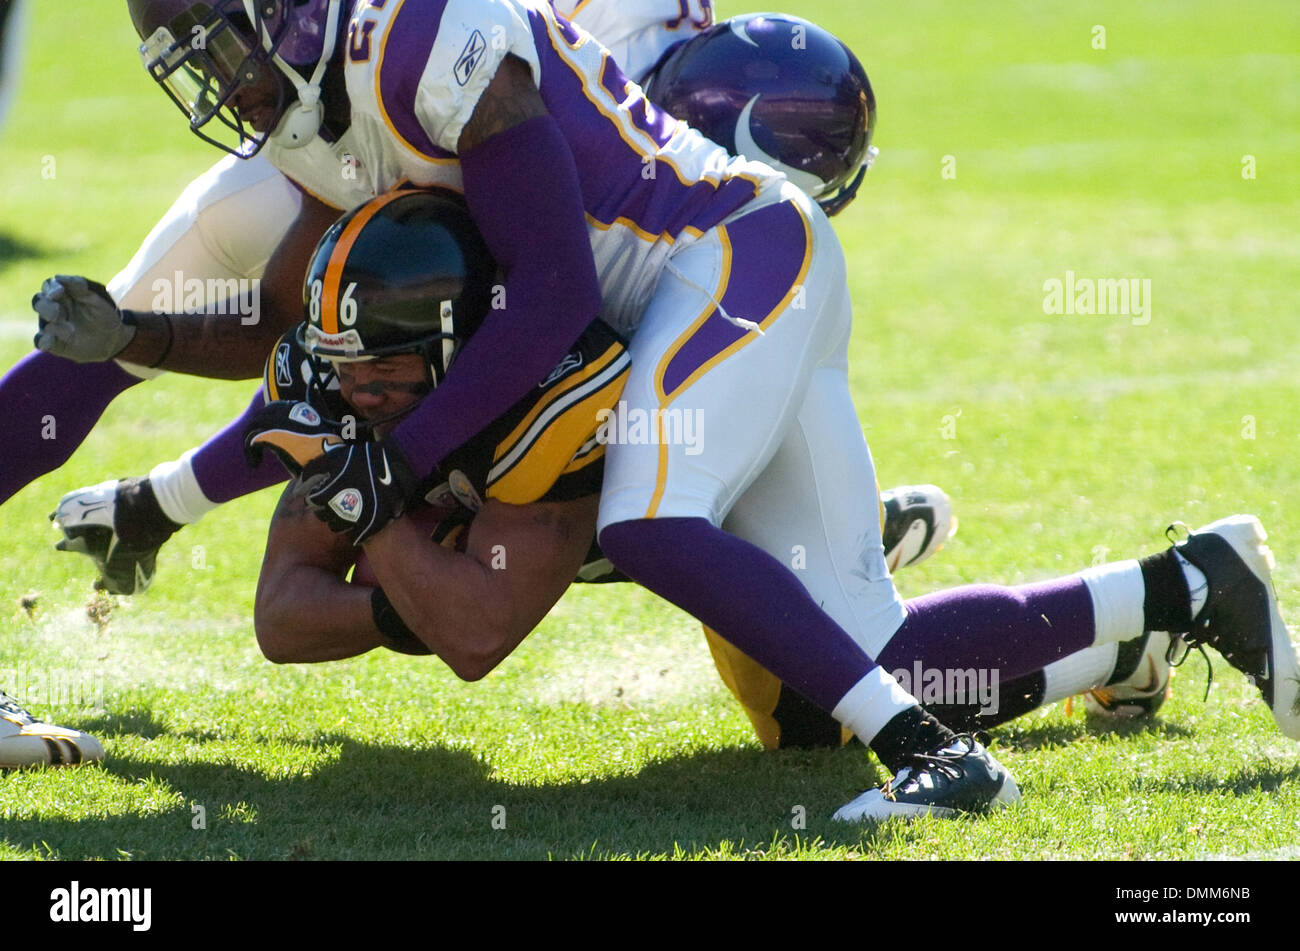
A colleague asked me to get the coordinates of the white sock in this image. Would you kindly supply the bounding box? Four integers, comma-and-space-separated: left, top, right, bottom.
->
149, 450, 219, 526
832, 666, 917, 748
1175, 550, 1208, 620
1042, 643, 1119, 703
1077, 559, 1146, 646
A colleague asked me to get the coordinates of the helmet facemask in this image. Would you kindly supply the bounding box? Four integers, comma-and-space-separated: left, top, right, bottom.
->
297, 320, 463, 439
136, 2, 287, 155
134, 0, 342, 156
817, 84, 878, 217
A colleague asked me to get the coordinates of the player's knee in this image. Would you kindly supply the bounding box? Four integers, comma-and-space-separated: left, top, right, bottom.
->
596, 518, 652, 576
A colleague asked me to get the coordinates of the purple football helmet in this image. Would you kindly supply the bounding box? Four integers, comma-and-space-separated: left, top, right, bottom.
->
128, 0, 343, 156
646, 13, 877, 216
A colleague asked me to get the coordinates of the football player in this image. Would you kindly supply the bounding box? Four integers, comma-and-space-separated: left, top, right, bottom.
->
9, 4, 861, 514
31, 1, 1289, 821
39, 3, 966, 768
42, 4, 1166, 762
108, 0, 1026, 823
251, 190, 1300, 825
0, 2, 868, 770
250, 188, 628, 673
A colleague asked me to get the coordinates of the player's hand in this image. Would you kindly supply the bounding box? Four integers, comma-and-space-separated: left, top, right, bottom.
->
32, 276, 137, 363
295, 440, 418, 545
244, 400, 346, 477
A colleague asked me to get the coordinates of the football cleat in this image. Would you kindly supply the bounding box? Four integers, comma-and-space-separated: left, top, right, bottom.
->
832, 736, 1020, 822
0, 692, 104, 768
51, 477, 181, 595
1173, 515, 1300, 739
881, 484, 958, 573
1083, 630, 1175, 719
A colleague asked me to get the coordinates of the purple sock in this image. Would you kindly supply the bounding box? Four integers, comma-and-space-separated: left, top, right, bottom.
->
598, 517, 878, 711
192, 391, 287, 503
878, 578, 1096, 682
0, 351, 140, 505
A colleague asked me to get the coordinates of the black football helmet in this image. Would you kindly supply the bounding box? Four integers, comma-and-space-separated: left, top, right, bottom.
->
298, 188, 499, 403
127, 0, 345, 156
645, 14, 877, 216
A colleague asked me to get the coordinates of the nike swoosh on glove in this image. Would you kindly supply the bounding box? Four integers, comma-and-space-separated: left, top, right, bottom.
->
244, 400, 346, 477
296, 440, 418, 545
32, 275, 137, 363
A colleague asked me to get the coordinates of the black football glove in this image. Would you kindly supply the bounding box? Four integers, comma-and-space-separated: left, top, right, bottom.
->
244, 400, 346, 478
32, 275, 137, 363
295, 439, 419, 545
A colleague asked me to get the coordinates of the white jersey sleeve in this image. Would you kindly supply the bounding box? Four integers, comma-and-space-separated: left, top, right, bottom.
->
412, 0, 544, 153
558, 0, 715, 82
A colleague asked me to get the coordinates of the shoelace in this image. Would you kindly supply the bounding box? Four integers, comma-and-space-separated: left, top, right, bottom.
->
1162, 522, 1216, 702
1167, 633, 1214, 702
885, 735, 976, 799
0, 691, 33, 722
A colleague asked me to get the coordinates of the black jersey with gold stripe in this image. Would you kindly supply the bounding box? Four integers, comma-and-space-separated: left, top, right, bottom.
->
262, 319, 631, 518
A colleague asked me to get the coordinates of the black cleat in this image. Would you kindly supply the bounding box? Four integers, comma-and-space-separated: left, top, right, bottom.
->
1174, 515, 1300, 739
832, 735, 1020, 821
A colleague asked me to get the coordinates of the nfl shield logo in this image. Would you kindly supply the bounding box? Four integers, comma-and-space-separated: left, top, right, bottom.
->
329, 488, 364, 523
289, 403, 322, 426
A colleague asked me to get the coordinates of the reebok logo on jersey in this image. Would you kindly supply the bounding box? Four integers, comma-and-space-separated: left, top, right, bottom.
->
454, 30, 487, 86
275, 343, 294, 389
540, 352, 583, 388
330, 489, 363, 522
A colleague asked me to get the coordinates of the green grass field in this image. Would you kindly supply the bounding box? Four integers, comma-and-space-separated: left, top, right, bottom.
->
0, 2, 1298, 860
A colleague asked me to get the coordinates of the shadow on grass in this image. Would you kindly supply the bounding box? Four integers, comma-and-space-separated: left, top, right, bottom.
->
0, 737, 895, 860
74, 707, 172, 741
6, 704, 1223, 859
992, 715, 1194, 752
0, 231, 44, 269
1133, 762, 1300, 798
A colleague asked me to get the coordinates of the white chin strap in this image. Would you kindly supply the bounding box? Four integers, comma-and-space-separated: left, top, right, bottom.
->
244, 0, 342, 149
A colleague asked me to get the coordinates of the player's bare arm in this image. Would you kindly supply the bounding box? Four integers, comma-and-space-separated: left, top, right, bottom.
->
111, 190, 342, 379
254, 484, 385, 663
359, 494, 600, 681
255, 474, 599, 680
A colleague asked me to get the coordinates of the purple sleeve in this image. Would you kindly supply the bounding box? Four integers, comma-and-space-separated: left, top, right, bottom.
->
391, 114, 602, 477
